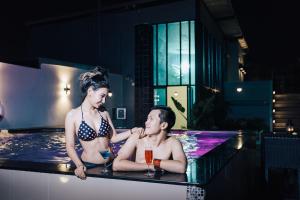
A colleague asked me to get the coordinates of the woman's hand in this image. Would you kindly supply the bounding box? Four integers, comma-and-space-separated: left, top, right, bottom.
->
131, 127, 146, 139
74, 165, 87, 180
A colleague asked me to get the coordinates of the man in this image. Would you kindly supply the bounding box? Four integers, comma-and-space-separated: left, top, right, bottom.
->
113, 106, 186, 173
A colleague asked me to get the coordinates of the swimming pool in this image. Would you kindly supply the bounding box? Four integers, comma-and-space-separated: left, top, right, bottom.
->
0, 130, 243, 200
0, 130, 237, 163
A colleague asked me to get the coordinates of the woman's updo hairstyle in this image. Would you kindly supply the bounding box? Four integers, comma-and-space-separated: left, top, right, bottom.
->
79, 66, 110, 98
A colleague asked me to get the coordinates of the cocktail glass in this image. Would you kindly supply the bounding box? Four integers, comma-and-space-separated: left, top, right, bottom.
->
99, 150, 111, 173
144, 146, 154, 177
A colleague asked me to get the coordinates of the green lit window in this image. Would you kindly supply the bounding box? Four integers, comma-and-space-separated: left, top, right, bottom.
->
153, 25, 157, 86
154, 21, 196, 87
152, 20, 227, 128
167, 22, 180, 85
190, 21, 195, 85
181, 21, 189, 85
158, 24, 167, 86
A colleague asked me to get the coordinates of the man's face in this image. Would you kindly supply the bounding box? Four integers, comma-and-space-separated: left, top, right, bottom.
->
144, 109, 162, 135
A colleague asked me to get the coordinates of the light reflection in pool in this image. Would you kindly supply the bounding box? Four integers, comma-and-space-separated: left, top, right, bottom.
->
0, 130, 237, 163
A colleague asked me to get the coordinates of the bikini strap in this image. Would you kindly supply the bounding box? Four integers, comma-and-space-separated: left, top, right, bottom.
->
80, 105, 85, 121
98, 110, 106, 122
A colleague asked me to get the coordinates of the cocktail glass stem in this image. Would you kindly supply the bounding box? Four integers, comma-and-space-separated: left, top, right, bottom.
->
147, 165, 150, 176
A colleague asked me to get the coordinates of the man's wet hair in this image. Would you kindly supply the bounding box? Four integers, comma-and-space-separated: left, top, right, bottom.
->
150, 106, 176, 133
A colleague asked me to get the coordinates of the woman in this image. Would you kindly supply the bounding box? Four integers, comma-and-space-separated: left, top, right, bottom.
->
65, 66, 139, 179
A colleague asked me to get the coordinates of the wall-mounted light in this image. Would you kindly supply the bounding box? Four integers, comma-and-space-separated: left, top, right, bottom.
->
286, 120, 294, 134
174, 91, 179, 97
238, 37, 248, 49
63, 84, 71, 95
273, 99, 276, 103
238, 67, 246, 75
273, 109, 275, 113
236, 87, 243, 93
108, 91, 113, 97
212, 88, 220, 93
273, 120, 275, 124
273, 91, 276, 95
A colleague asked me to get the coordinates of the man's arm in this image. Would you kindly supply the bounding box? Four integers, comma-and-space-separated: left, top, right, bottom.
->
158, 137, 187, 173
113, 133, 152, 171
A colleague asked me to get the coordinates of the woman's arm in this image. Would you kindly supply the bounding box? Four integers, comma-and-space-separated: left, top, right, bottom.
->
104, 111, 132, 143
65, 110, 86, 179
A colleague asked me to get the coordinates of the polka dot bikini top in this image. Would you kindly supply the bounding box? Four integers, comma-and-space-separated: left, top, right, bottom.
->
77, 106, 111, 141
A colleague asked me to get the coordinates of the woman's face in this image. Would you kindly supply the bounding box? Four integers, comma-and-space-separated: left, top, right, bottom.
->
87, 87, 109, 108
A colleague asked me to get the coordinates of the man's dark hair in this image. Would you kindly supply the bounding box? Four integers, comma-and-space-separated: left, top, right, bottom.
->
151, 106, 176, 133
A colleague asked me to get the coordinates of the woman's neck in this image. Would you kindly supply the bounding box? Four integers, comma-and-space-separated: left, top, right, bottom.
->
81, 99, 95, 113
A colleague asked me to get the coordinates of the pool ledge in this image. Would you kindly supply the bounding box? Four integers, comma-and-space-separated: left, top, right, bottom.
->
0, 159, 192, 186
0, 134, 244, 187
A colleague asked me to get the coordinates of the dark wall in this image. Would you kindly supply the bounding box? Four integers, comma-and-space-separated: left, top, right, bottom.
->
29, 15, 99, 66
28, 0, 231, 127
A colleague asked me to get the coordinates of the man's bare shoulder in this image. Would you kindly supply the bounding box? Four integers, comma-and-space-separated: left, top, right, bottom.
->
166, 135, 178, 141
166, 136, 182, 146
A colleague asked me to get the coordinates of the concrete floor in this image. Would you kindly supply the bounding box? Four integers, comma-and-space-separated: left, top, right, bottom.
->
207, 133, 299, 200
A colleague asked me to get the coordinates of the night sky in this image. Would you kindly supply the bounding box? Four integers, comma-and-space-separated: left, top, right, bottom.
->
1, 0, 300, 76
232, 0, 300, 67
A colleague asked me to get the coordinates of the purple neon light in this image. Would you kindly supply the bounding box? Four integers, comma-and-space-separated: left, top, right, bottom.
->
170, 130, 237, 158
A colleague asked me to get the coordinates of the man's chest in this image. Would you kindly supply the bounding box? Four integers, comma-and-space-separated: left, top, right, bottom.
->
135, 143, 172, 162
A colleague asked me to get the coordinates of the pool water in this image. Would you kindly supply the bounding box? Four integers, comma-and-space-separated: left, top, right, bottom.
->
0, 130, 236, 163
0, 132, 74, 163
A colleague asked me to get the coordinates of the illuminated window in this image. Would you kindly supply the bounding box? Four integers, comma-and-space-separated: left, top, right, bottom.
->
152, 21, 224, 125
168, 22, 180, 85
157, 24, 167, 86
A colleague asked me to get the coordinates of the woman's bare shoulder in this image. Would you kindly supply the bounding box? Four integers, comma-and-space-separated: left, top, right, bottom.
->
99, 110, 110, 120
66, 107, 81, 119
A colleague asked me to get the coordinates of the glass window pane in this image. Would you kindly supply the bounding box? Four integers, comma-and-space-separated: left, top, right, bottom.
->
216, 43, 220, 88
168, 22, 180, 85
154, 88, 166, 106
181, 21, 189, 85
153, 25, 157, 86
190, 21, 195, 85
218, 45, 223, 88
191, 86, 196, 105
208, 35, 212, 87
158, 24, 167, 86
212, 38, 215, 88
202, 27, 206, 84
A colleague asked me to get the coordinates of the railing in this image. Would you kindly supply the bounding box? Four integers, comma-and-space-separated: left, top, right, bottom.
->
263, 134, 300, 199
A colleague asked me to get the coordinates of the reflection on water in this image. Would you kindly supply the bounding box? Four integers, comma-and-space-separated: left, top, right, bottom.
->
0, 132, 81, 163
171, 130, 236, 159
0, 130, 236, 164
